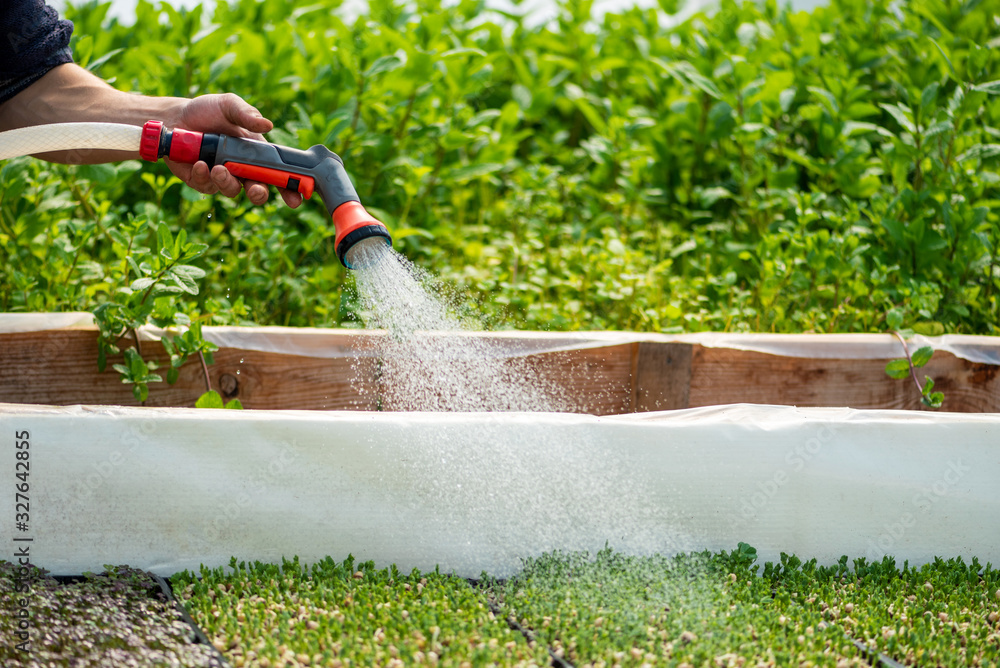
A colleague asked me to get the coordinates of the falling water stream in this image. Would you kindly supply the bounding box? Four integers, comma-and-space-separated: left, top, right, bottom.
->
346, 237, 569, 412
342, 237, 686, 572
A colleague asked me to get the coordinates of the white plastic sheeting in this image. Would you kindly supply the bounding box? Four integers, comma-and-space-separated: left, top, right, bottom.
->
2, 403, 997, 576
4, 312, 999, 363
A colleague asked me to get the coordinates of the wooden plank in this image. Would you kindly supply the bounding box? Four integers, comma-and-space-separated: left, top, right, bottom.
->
632, 342, 692, 412
369, 339, 634, 414
0, 328, 378, 410
202, 347, 378, 410
688, 346, 1000, 412
3, 327, 998, 413
521, 344, 635, 415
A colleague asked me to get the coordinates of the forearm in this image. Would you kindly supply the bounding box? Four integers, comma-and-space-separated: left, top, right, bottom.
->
0, 63, 186, 163
0, 61, 297, 206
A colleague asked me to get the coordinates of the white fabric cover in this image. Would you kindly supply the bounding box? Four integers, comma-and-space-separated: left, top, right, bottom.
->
3, 403, 996, 576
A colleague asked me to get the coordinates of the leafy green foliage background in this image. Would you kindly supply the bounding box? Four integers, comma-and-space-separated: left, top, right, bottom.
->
2, 0, 999, 334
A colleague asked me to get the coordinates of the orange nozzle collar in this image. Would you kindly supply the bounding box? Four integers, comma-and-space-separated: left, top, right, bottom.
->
332, 201, 392, 267
333, 201, 382, 248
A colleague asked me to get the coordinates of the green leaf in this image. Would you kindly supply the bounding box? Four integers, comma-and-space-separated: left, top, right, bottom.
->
126, 256, 144, 278
129, 350, 145, 377
920, 82, 939, 112
879, 103, 915, 134
913, 321, 945, 336
85, 47, 124, 74
363, 55, 403, 78
842, 121, 895, 139
679, 66, 722, 99
196, 390, 225, 409
173, 264, 207, 280
927, 36, 957, 80
654, 59, 722, 99
169, 270, 200, 295
923, 120, 953, 140
884, 359, 911, 380
465, 109, 502, 128
956, 144, 1000, 162
779, 87, 796, 112
971, 80, 1000, 94
922, 391, 944, 408
511, 83, 533, 110
563, 83, 608, 134
224, 398, 244, 410
130, 277, 156, 292
446, 163, 505, 183
180, 242, 209, 261
807, 86, 839, 115
157, 224, 174, 259
391, 227, 435, 240
209, 52, 236, 82
886, 309, 904, 330
440, 47, 486, 59
911, 346, 933, 368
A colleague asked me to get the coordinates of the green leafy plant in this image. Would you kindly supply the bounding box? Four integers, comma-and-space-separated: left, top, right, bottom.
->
500, 546, 1000, 667
173, 555, 548, 667
884, 309, 945, 408
194, 390, 242, 410
2, 0, 996, 339
91, 215, 219, 404
109, 347, 162, 403
9, 548, 998, 666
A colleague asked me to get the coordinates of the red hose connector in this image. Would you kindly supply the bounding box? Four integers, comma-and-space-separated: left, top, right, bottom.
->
139, 120, 163, 162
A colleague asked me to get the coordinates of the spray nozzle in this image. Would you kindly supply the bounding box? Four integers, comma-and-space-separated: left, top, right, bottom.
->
139, 120, 392, 268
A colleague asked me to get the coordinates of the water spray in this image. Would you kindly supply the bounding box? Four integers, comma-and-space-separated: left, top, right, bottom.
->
0, 121, 392, 268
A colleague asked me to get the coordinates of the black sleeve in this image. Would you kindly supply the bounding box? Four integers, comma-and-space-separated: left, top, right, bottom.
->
0, 0, 74, 104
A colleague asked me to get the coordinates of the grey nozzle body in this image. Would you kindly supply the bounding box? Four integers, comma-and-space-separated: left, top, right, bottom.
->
211, 137, 362, 215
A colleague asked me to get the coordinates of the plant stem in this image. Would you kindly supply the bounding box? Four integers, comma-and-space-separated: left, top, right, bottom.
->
140, 257, 182, 306
131, 327, 143, 357
68, 178, 115, 247
198, 350, 212, 393
891, 330, 924, 396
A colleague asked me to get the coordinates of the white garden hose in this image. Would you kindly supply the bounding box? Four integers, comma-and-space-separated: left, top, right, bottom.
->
0, 122, 141, 160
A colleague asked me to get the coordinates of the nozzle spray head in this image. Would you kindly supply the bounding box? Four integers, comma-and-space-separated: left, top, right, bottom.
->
333, 201, 392, 269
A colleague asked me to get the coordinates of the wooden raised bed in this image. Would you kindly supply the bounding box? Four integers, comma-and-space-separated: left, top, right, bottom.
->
1, 315, 999, 577
1, 316, 998, 413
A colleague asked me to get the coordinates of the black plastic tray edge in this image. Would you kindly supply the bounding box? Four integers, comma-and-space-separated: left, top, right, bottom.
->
847, 635, 908, 668
155, 574, 233, 668
52, 573, 232, 668
468, 577, 575, 668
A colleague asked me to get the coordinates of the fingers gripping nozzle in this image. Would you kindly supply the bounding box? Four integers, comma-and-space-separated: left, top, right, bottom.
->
139, 120, 392, 268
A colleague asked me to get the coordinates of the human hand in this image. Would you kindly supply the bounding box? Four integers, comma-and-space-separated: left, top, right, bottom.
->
166, 93, 303, 208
